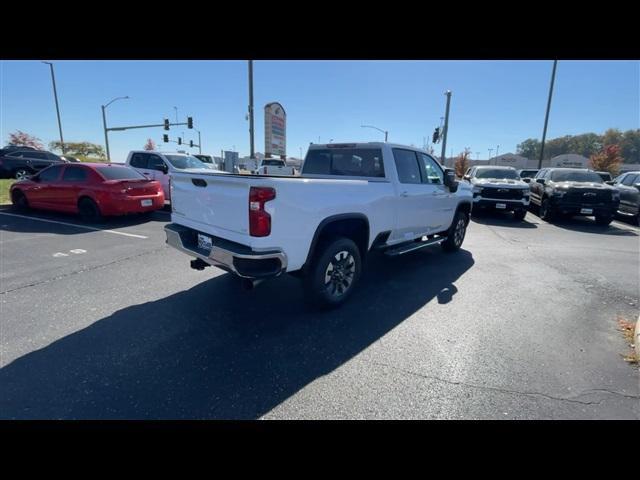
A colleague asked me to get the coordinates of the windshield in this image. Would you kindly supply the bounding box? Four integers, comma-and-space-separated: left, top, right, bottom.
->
165, 155, 207, 170
263, 160, 285, 166
96, 165, 146, 180
475, 169, 519, 180
551, 170, 603, 183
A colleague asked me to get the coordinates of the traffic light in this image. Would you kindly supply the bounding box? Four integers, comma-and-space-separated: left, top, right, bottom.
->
163, 134, 169, 143
432, 127, 440, 144
178, 137, 182, 145
190, 140, 193, 148
164, 118, 170, 130
187, 117, 193, 129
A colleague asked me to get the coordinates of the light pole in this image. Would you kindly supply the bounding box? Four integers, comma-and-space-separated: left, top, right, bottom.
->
440, 90, 452, 164
248, 60, 255, 159
361, 125, 388, 142
496, 145, 500, 159
101, 96, 130, 162
488, 148, 493, 162
539, 60, 558, 169
194, 129, 202, 154
42, 61, 65, 154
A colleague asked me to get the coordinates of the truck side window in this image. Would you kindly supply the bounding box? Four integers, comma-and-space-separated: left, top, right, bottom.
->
419, 154, 444, 184
148, 155, 165, 172
392, 149, 421, 184
622, 174, 637, 186
130, 153, 148, 169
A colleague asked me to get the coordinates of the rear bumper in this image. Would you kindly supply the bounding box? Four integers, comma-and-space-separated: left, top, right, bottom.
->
101, 192, 165, 215
164, 223, 287, 279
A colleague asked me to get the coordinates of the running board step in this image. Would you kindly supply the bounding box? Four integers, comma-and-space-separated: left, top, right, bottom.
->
383, 236, 446, 256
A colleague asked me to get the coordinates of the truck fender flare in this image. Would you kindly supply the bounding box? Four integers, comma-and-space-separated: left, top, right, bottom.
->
302, 213, 370, 273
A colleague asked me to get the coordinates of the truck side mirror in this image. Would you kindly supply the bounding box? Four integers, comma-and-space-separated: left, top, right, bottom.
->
536, 178, 545, 185
444, 169, 458, 193
522, 177, 531, 183
463, 174, 470, 181
605, 180, 614, 185
634, 183, 640, 192
161, 164, 169, 175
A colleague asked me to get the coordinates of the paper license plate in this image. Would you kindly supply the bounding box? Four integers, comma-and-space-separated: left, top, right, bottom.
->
141, 199, 153, 207
197, 233, 213, 250
580, 208, 593, 214
495, 203, 507, 209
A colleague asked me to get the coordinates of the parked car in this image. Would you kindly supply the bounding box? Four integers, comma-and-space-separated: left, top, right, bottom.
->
462, 166, 530, 220
254, 158, 296, 176
164, 142, 473, 308
594, 171, 613, 182
193, 153, 220, 170
0, 145, 37, 156
0, 149, 67, 180
10, 163, 165, 221
528, 168, 620, 226
125, 151, 212, 201
517, 169, 539, 180
609, 171, 640, 225
61, 155, 81, 163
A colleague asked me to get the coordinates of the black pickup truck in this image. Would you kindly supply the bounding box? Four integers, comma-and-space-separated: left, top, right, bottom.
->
528, 168, 620, 226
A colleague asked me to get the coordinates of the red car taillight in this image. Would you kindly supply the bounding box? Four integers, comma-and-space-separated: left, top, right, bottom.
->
249, 186, 275, 237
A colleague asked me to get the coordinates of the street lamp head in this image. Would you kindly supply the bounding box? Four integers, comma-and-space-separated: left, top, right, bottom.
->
41, 61, 52, 65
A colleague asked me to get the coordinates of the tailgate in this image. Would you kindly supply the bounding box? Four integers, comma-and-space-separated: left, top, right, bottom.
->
170, 172, 250, 236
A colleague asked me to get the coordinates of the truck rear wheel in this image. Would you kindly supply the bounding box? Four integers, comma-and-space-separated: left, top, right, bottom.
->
304, 237, 362, 309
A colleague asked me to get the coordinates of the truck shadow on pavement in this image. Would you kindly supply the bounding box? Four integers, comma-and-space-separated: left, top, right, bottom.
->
0, 248, 473, 419
470, 211, 538, 228
545, 216, 638, 236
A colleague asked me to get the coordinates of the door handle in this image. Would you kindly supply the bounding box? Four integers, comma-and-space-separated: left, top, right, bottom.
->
400, 191, 409, 197
431, 191, 446, 196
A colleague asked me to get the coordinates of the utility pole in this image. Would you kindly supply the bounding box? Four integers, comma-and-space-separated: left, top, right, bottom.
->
248, 60, 255, 159
539, 60, 558, 169
197, 130, 202, 154
488, 148, 493, 161
496, 145, 500, 158
101, 96, 130, 162
440, 90, 452, 164
42, 62, 65, 154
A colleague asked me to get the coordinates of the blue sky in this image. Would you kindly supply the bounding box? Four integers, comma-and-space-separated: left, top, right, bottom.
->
1, 60, 638, 161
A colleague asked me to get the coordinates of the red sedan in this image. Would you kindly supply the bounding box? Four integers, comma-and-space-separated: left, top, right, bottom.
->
10, 163, 165, 221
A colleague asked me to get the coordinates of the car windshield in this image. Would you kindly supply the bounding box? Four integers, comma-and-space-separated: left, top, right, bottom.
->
96, 165, 146, 180
551, 170, 603, 183
165, 155, 207, 170
475, 169, 519, 180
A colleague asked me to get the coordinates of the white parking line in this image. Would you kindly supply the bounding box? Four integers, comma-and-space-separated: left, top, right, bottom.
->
0, 212, 148, 239
612, 221, 640, 233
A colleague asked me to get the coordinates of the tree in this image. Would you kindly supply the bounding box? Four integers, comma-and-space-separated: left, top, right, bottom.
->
454, 148, 471, 178
516, 138, 541, 160
589, 145, 623, 176
49, 141, 106, 159
7, 130, 44, 149
144, 138, 156, 151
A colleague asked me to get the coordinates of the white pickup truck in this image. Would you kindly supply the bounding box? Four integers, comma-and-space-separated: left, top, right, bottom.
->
254, 158, 296, 176
165, 142, 473, 307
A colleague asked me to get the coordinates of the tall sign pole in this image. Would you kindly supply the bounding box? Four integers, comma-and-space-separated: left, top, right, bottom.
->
248, 60, 255, 159
440, 90, 452, 164
539, 60, 558, 169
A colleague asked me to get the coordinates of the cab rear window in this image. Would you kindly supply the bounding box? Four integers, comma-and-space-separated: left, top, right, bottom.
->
303, 148, 385, 177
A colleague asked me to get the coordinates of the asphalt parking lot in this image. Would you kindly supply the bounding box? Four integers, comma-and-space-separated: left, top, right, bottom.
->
0, 206, 638, 419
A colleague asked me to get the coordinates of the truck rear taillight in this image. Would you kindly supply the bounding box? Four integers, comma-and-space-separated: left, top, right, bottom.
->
249, 186, 276, 237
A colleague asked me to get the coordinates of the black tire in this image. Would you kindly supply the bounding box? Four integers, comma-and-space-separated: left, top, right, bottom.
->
11, 189, 29, 211
303, 237, 362, 309
539, 198, 555, 222
14, 168, 31, 180
442, 210, 469, 252
513, 208, 527, 221
594, 214, 613, 227
78, 197, 102, 223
